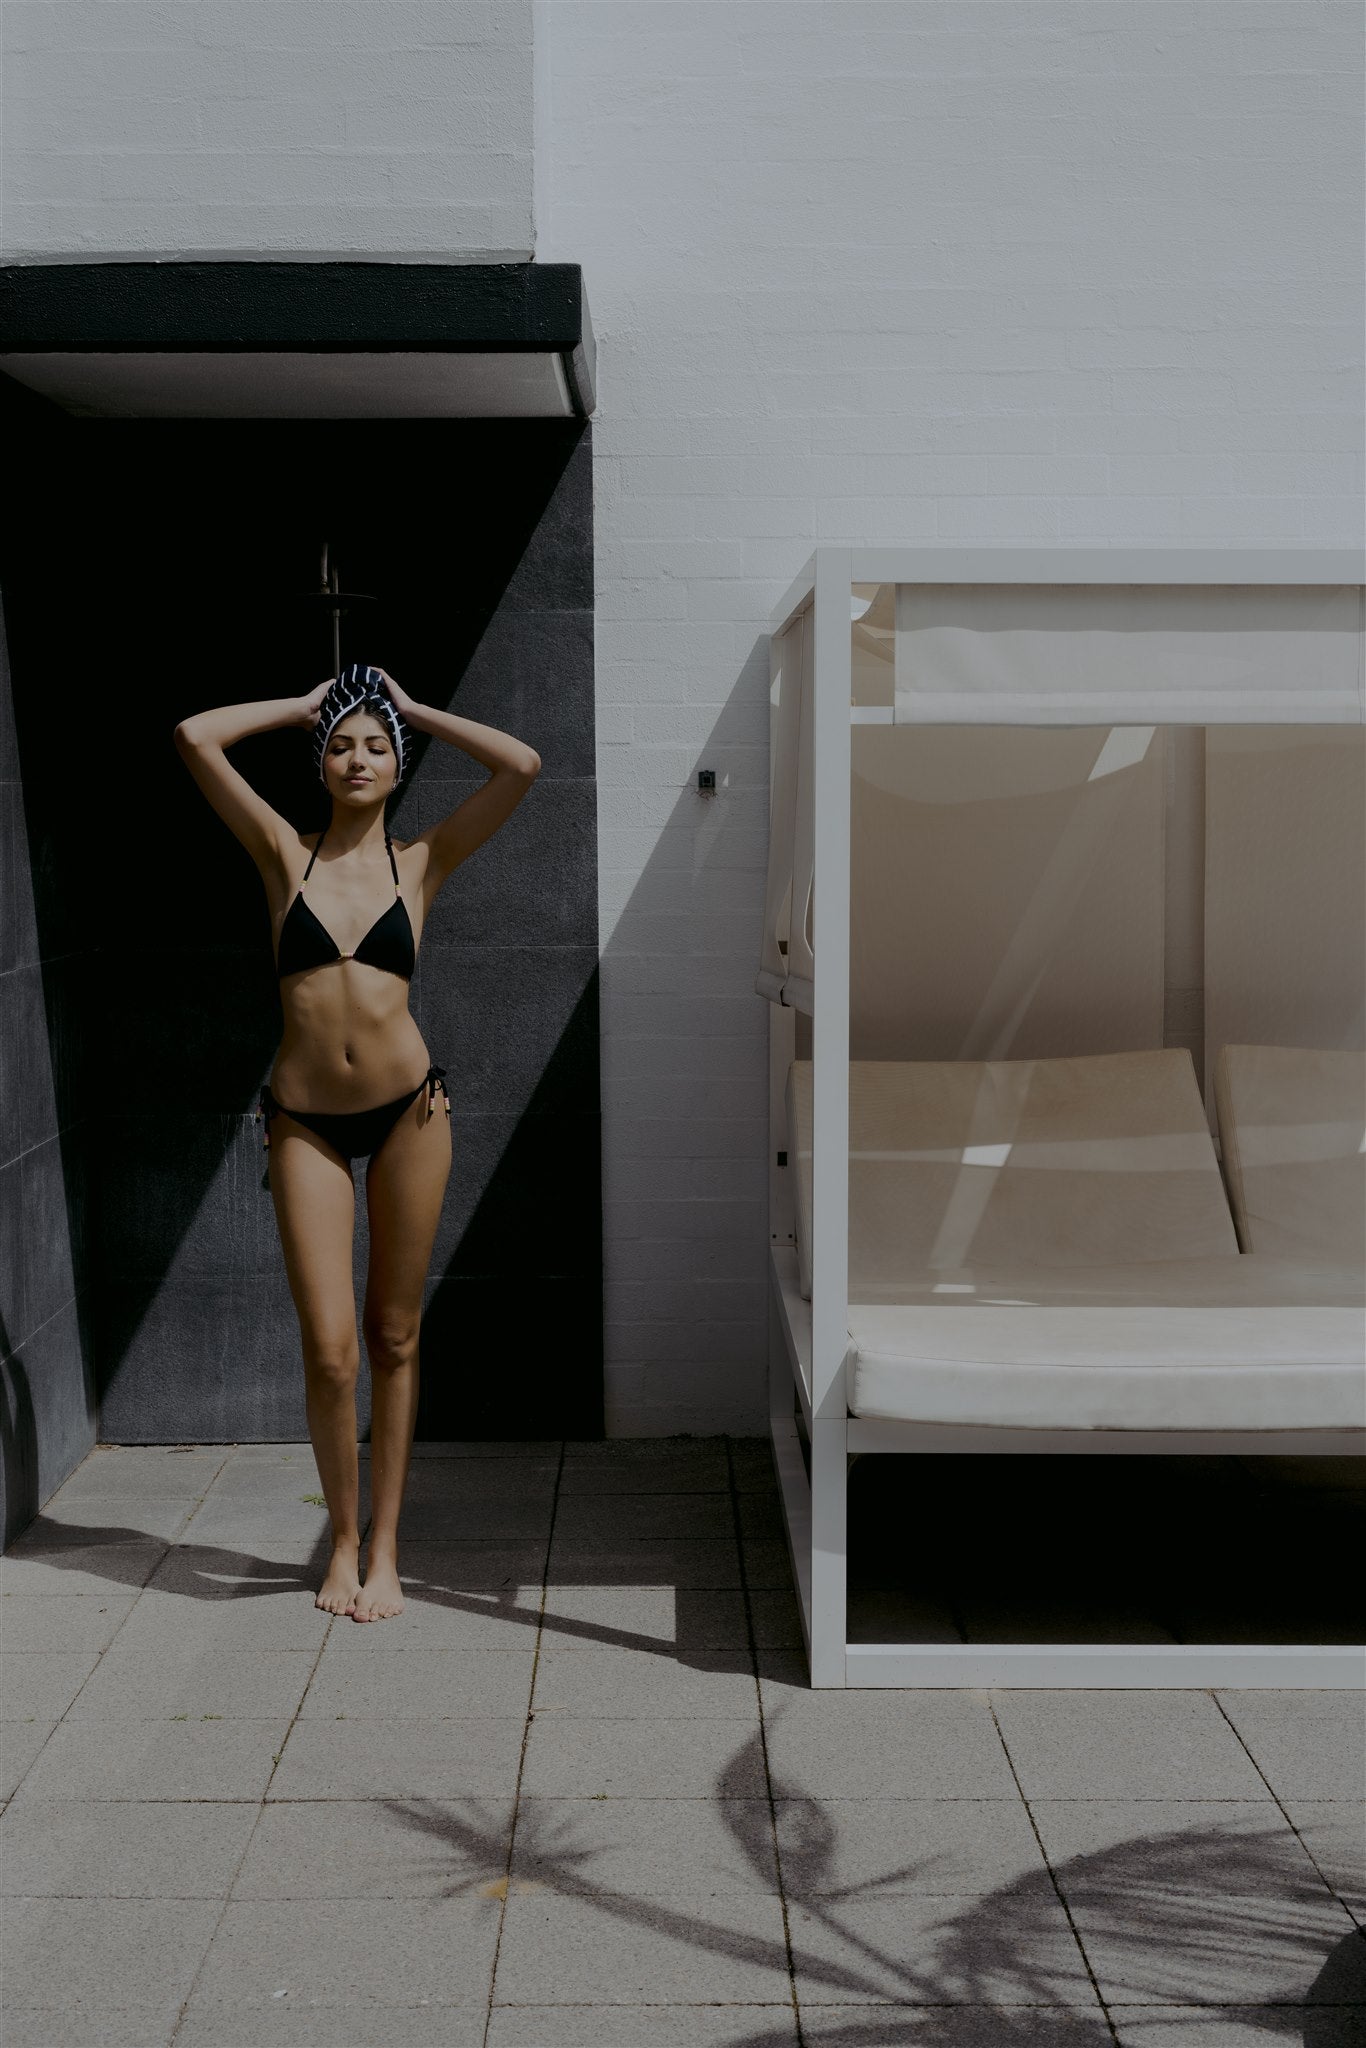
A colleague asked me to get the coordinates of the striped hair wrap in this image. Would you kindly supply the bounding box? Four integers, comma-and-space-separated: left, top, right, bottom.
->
313, 664, 412, 786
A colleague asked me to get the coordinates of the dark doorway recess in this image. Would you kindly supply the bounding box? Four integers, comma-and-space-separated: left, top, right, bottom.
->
2, 412, 603, 1451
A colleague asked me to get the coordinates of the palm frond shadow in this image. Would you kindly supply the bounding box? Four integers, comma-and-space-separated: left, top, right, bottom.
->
382, 1715, 1365, 2043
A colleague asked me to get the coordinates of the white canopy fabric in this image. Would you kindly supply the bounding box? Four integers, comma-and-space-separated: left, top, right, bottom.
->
893, 583, 1365, 727
758, 579, 1366, 1015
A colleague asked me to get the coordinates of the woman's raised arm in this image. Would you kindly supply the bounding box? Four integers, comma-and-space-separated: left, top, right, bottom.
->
174, 682, 328, 875
373, 669, 541, 897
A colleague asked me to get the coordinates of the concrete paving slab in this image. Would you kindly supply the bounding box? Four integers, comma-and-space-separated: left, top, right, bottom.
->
1110, 2006, 1366, 2046
0, 1590, 137, 1651
537, 1583, 752, 1653
1, 1650, 101, 1720
493, 1890, 792, 2004
749, 1591, 804, 1650
0, 1794, 258, 1896
731, 1446, 779, 1489
14, 1716, 292, 1802
1031, 1799, 1336, 1902
0, 1718, 55, 1801
189, 1896, 502, 2008
786, 1890, 1100, 2008
759, 1686, 1016, 1801
1216, 1690, 1366, 1802
742, 1541, 799, 1590
798, 2011, 1114, 2046
46, 1446, 226, 1500
201, 1454, 325, 1498
520, 1716, 769, 1800
111, 1583, 333, 1651
737, 1495, 788, 1542
546, 1539, 742, 1588
144, 1541, 323, 1597
510, 1796, 780, 1895
396, 1441, 564, 1458
324, 1584, 544, 1653
66, 1642, 316, 1721
221, 1444, 318, 1462
398, 1499, 557, 1541
1, 1894, 222, 2006
489, 2007, 800, 2046
266, 1716, 525, 1800
554, 1495, 735, 1540
1067, 1883, 1358, 2005
531, 1648, 759, 1720
176, 2003, 487, 2048
558, 1454, 731, 1497
561, 1438, 727, 1472
397, 1460, 559, 1504
991, 1691, 1271, 1801
299, 1646, 535, 1720
773, 1797, 1048, 1897
0, 1538, 167, 1597
1285, 1802, 1366, 1916
0, 2005, 183, 2048
175, 1500, 340, 1561
396, 1542, 552, 1591
8, 1495, 195, 1541
230, 1795, 514, 1899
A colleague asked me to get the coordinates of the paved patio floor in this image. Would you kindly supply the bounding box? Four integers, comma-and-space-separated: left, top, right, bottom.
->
1, 1437, 1363, 2047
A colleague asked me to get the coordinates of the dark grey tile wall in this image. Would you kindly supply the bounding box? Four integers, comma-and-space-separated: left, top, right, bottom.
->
0, 382, 101, 1541
63, 417, 602, 1448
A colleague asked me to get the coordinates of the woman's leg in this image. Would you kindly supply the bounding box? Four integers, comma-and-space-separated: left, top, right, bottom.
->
266, 1120, 363, 1614
354, 1083, 452, 1620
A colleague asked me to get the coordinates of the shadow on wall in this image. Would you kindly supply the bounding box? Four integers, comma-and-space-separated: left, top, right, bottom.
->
0, 380, 101, 1545
1, 413, 602, 1474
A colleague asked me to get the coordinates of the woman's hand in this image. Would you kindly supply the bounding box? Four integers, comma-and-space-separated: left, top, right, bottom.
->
293, 678, 334, 730
375, 668, 420, 720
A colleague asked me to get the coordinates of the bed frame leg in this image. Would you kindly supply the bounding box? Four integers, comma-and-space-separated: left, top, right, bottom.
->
809, 1416, 847, 1687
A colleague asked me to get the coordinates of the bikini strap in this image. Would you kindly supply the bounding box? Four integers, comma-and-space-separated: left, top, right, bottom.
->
302, 825, 327, 882
385, 827, 402, 897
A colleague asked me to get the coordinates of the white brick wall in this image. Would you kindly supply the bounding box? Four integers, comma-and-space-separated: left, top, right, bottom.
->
1, 0, 534, 259
4, 0, 1362, 1435
532, 0, 1365, 1433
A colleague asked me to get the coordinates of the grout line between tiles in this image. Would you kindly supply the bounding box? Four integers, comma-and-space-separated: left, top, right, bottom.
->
165, 1525, 344, 2047
728, 1436, 805, 2048
481, 1437, 566, 2048
1208, 1688, 1361, 1916
986, 1696, 1122, 2045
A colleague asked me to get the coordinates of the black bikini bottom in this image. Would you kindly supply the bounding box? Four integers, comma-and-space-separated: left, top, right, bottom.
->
257, 1064, 448, 1164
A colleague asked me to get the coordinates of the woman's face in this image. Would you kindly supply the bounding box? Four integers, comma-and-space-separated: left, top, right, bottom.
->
325, 712, 398, 801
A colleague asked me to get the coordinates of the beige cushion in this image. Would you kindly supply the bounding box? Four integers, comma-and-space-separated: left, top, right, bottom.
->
1214, 1044, 1366, 1264
846, 1275, 1366, 1431
787, 1049, 1240, 1303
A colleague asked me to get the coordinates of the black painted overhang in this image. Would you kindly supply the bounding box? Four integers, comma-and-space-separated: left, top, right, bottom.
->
0, 258, 596, 418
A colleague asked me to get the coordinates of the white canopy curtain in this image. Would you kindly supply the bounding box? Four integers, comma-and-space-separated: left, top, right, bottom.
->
893, 578, 1365, 727
758, 547, 1366, 1690
759, 561, 1366, 1021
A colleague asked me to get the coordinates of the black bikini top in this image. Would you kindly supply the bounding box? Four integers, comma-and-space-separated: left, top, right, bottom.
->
276, 825, 416, 983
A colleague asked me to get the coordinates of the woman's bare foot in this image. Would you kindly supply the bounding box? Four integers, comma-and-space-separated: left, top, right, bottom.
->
352, 1551, 405, 1622
316, 1540, 362, 1615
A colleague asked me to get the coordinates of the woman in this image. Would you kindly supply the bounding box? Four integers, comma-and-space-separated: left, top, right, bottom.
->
174, 664, 540, 1621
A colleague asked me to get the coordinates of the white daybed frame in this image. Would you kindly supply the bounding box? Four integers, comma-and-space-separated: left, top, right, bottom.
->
762, 547, 1366, 1689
